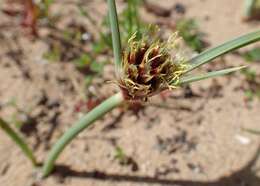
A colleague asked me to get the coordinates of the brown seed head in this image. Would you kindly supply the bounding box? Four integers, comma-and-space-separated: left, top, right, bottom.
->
117, 27, 187, 100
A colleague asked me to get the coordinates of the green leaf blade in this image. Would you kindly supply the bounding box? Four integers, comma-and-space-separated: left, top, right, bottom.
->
186, 30, 260, 73
178, 66, 246, 85
42, 92, 124, 177
242, 127, 260, 135
107, 0, 122, 72
0, 118, 37, 166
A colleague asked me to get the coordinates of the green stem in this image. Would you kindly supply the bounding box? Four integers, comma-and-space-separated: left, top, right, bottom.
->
42, 92, 124, 177
107, 0, 122, 72
0, 118, 38, 166
244, 0, 256, 17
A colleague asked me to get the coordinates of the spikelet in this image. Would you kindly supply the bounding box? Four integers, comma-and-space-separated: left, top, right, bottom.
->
117, 26, 188, 100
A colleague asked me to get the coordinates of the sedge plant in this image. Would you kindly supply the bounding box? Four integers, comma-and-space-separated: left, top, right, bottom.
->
42, 0, 260, 177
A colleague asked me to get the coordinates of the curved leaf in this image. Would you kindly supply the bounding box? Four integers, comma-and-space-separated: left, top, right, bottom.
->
186, 30, 260, 73
0, 118, 37, 166
179, 66, 246, 85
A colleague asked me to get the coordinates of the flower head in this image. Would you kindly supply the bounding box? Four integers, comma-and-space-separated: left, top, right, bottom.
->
117, 26, 187, 100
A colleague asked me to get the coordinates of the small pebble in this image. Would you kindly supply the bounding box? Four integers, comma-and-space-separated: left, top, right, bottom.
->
174, 3, 186, 14
235, 135, 251, 145
82, 33, 91, 41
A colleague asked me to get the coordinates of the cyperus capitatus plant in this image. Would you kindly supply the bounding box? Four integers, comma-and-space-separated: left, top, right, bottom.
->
41, 0, 260, 177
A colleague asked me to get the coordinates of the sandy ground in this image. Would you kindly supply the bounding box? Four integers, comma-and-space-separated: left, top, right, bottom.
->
0, 0, 260, 186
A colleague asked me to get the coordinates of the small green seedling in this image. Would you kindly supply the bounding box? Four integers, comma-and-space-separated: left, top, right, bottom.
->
176, 18, 206, 52
114, 146, 128, 164
241, 62, 260, 100
39, 0, 54, 18
73, 54, 92, 71
114, 146, 138, 171
43, 43, 61, 62
242, 68, 257, 81
74, 53, 105, 87
243, 47, 260, 62
42, 0, 260, 177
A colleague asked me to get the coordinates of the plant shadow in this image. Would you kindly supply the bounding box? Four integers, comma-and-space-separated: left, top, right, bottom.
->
52, 146, 260, 186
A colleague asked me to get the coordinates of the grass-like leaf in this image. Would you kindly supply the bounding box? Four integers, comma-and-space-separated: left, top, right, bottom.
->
0, 117, 38, 166
242, 127, 260, 135
178, 66, 246, 85
42, 92, 124, 177
186, 30, 260, 73
244, 0, 256, 17
107, 0, 122, 71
